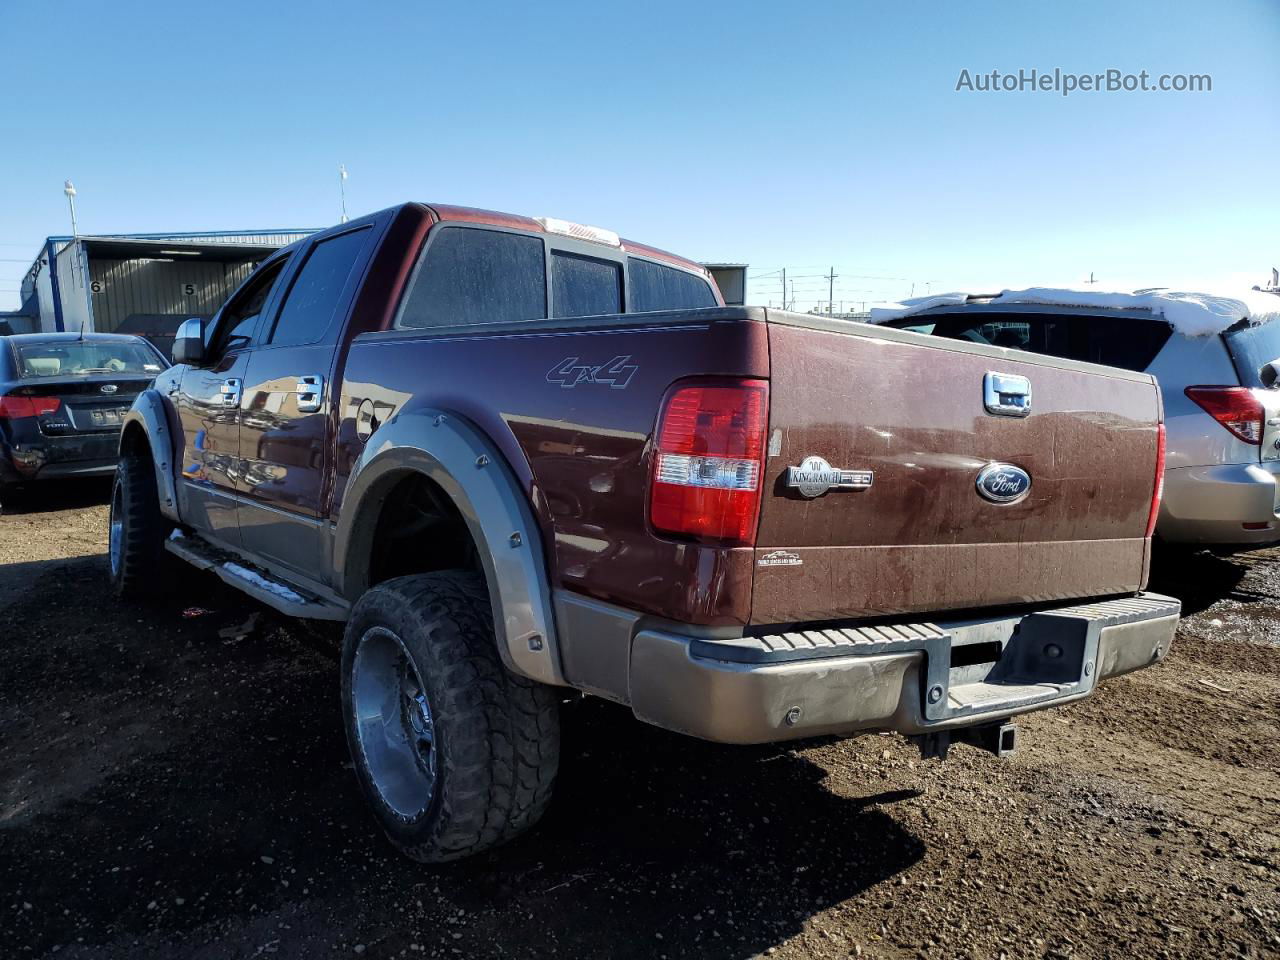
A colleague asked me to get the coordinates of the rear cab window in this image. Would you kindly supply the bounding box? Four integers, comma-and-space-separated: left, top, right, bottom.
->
551, 252, 621, 318
628, 258, 717, 312
397, 227, 546, 329
886, 311, 1174, 372
394, 224, 719, 330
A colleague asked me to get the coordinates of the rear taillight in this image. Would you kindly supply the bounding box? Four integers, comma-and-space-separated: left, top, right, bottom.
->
650, 379, 769, 544
1184, 386, 1263, 444
0, 395, 61, 419
1145, 423, 1166, 538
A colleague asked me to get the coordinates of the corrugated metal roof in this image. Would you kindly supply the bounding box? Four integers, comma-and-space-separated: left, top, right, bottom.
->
47, 230, 316, 256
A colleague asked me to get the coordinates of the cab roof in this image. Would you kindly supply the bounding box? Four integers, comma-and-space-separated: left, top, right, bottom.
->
421, 203, 710, 279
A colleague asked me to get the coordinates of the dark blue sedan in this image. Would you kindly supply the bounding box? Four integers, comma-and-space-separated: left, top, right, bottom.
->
0, 333, 169, 498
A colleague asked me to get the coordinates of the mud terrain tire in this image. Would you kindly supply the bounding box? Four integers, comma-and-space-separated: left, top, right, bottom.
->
341, 572, 560, 862
109, 453, 171, 600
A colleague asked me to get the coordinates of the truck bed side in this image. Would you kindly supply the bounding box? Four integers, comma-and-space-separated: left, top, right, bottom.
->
338, 310, 769, 626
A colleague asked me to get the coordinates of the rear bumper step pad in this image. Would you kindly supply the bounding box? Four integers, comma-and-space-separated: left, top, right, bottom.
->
628, 593, 1180, 743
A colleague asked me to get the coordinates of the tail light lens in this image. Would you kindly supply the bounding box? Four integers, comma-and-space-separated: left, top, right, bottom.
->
1145, 423, 1166, 538
0, 395, 61, 419
1184, 386, 1263, 444
650, 379, 769, 544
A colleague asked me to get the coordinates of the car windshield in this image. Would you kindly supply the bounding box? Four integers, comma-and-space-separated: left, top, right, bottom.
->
15, 341, 165, 378
885, 311, 1174, 372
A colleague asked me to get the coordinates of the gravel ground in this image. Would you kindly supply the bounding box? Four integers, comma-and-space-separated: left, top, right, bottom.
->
1, 482, 1277, 960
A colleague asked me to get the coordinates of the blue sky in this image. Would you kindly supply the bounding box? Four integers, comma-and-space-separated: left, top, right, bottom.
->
1, 0, 1277, 311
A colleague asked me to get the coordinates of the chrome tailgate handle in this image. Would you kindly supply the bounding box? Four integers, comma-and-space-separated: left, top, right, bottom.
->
984, 372, 1032, 418
296, 375, 324, 413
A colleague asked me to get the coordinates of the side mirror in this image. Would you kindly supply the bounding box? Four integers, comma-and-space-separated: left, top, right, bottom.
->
172, 318, 206, 365
1260, 360, 1280, 389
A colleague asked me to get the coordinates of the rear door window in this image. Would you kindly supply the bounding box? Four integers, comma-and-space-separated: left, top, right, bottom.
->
1224, 319, 1280, 388
551, 251, 622, 318
627, 258, 717, 312
887, 312, 1174, 371
267, 227, 371, 347
397, 227, 546, 328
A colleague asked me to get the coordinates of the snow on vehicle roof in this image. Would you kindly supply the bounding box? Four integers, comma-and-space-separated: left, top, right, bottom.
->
867, 287, 1280, 338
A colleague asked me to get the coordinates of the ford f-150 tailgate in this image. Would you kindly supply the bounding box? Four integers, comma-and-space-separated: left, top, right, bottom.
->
751, 311, 1164, 624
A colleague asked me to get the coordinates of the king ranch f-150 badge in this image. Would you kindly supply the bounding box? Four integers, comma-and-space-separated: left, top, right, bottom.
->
785, 455, 874, 499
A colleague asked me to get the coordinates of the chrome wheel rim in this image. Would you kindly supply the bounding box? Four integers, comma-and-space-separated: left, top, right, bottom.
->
108, 483, 124, 576
350, 626, 437, 819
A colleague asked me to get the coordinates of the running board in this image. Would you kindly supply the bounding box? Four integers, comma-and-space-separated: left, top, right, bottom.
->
165, 535, 349, 622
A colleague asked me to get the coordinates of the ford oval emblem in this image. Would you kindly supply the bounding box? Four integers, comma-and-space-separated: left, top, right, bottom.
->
100, 383, 118, 394
975, 462, 1031, 504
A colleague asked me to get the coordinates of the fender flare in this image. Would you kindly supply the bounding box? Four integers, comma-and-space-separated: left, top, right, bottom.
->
120, 390, 180, 523
334, 409, 565, 687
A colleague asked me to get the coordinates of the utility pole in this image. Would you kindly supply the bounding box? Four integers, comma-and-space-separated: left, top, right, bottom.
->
781, 268, 787, 311
826, 266, 837, 315
1086, 271, 1097, 285
63, 180, 78, 236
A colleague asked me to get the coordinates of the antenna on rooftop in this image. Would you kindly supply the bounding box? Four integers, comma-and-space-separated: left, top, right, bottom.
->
338, 164, 349, 224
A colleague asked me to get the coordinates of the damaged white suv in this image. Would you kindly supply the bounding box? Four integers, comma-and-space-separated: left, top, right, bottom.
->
873, 287, 1280, 549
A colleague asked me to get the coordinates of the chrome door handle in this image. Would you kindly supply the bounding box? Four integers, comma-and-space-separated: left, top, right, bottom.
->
296, 375, 324, 413
219, 378, 241, 407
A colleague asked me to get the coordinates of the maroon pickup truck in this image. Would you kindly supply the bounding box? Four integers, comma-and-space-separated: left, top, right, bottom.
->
109, 202, 1179, 862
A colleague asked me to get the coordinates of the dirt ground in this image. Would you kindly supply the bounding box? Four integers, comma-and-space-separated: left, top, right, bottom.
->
1, 482, 1277, 960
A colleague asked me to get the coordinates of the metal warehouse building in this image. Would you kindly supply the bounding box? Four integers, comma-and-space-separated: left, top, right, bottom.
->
702, 263, 747, 306
7, 229, 316, 345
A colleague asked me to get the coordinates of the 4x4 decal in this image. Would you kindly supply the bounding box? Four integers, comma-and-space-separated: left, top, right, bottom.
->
546, 355, 638, 389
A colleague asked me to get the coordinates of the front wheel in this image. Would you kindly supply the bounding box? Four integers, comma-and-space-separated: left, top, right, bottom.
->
109, 453, 171, 599
341, 571, 561, 863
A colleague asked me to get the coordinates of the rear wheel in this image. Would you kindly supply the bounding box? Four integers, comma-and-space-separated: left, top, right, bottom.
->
109, 453, 171, 599
341, 571, 560, 862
